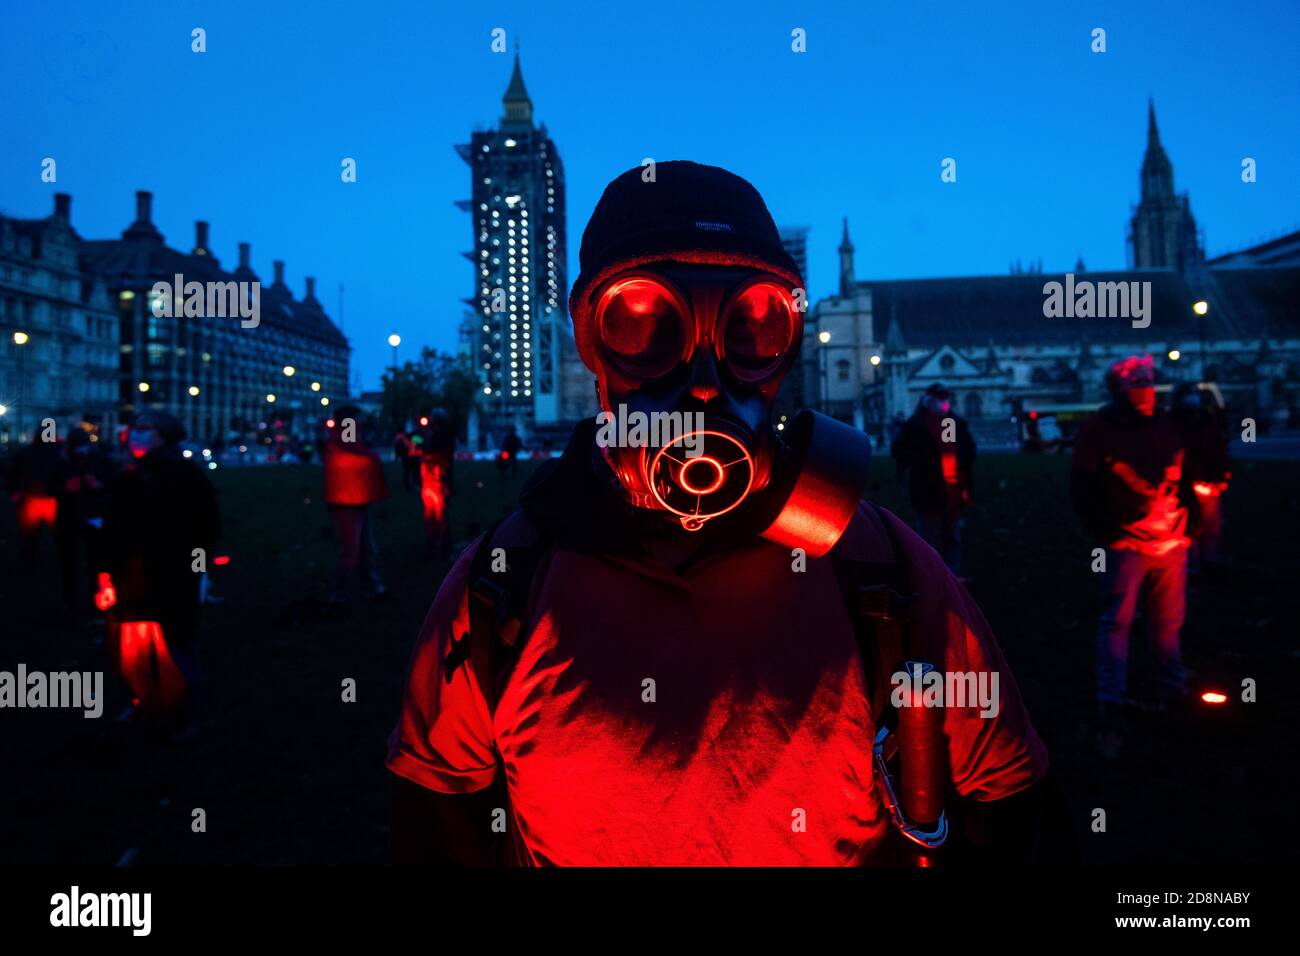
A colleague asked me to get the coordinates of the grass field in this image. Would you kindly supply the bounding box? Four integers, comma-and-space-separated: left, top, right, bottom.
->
2, 451, 1298, 865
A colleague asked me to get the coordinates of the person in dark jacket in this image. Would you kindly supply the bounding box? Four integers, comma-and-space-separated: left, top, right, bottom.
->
890, 384, 976, 575
55, 428, 111, 614
323, 406, 389, 602
497, 425, 523, 480
103, 411, 221, 722
6, 435, 63, 570
1071, 355, 1197, 732
1170, 383, 1230, 572
388, 161, 1071, 867
394, 430, 421, 491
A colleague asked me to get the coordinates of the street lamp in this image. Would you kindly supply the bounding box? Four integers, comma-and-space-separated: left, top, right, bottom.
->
1193, 300, 1210, 382
1168, 349, 1181, 362
819, 330, 831, 412
283, 365, 295, 377
12, 331, 29, 441
388, 333, 401, 376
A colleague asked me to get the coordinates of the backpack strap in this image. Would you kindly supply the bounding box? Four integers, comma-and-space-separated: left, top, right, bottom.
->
831, 502, 915, 731
444, 513, 553, 716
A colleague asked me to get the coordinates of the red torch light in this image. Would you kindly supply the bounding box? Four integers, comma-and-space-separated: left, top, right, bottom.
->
94, 572, 116, 611
1201, 691, 1228, 705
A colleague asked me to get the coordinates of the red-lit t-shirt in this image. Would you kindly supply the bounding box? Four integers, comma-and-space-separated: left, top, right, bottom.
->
386, 503, 1047, 866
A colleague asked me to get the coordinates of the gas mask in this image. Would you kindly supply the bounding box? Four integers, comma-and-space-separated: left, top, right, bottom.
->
589, 264, 871, 557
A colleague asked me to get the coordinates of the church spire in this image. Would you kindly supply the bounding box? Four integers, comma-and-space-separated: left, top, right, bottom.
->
838, 217, 856, 296
1147, 97, 1161, 150
501, 51, 534, 129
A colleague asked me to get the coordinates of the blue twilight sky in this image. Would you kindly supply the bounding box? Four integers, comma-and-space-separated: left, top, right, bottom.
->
2, 0, 1297, 391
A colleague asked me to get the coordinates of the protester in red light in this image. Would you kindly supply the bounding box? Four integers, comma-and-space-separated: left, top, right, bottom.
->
890, 383, 976, 576
1071, 355, 1197, 746
5, 435, 62, 570
323, 406, 389, 603
103, 411, 221, 726
418, 408, 457, 559
1170, 382, 1230, 574
388, 161, 1072, 867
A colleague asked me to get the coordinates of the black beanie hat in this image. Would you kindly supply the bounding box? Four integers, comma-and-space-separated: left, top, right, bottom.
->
568, 161, 802, 371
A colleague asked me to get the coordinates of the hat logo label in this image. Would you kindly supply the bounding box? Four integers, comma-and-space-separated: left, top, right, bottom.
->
694, 220, 733, 232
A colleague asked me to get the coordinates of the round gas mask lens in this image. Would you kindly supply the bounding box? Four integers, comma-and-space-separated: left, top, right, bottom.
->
721, 281, 796, 382
595, 277, 688, 380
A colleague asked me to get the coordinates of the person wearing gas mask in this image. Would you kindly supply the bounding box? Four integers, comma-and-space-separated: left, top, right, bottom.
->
890, 384, 976, 576
1071, 356, 1197, 742
102, 411, 221, 723
388, 162, 1070, 866
1169, 382, 1230, 575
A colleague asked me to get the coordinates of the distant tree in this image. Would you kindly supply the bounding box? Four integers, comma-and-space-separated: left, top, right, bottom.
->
419, 347, 480, 438
380, 363, 435, 432
379, 347, 480, 438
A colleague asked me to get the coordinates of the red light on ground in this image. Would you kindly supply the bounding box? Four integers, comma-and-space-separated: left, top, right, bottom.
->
1201, 691, 1228, 705
214, 555, 231, 566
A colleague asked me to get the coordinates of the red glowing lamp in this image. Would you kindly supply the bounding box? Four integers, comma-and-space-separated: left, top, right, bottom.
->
1201, 691, 1228, 705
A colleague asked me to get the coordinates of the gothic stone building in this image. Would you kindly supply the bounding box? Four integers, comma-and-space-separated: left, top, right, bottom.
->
79, 190, 350, 443
803, 102, 1300, 442
0, 193, 118, 446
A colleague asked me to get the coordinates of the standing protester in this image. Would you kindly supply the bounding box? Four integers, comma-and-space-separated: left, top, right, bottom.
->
102, 411, 221, 726
1071, 355, 1197, 736
394, 429, 421, 491
388, 161, 1071, 866
323, 406, 389, 602
1170, 383, 1230, 574
55, 428, 111, 617
418, 408, 457, 559
5, 435, 62, 571
890, 384, 976, 576
497, 425, 522, 480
